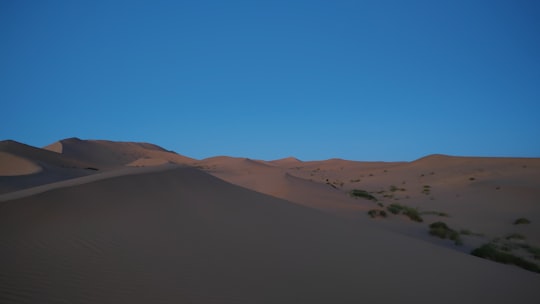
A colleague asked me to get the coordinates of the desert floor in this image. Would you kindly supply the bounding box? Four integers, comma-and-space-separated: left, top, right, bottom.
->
1, 138, 539, 303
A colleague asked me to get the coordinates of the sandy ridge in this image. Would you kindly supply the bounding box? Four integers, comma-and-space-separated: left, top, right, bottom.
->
0, 163, 182, 202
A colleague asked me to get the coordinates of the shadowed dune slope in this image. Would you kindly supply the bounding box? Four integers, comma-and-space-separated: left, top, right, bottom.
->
0, 140, 93, 170
0, 140, 100, 194
44, 137, 195, 168
1, 167, 538, 304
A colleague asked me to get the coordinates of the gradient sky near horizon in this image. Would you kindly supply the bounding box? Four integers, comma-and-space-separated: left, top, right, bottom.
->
2, 0, 539, 161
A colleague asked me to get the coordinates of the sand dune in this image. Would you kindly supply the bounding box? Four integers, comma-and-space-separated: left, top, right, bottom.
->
127, 157, 172, 167
197, 153, 540, 266
269, 156, 303, 165
0, 138, 195, 194
0, 140, 100, 194
44, 137, 194, 168
0, 151, 42, 176
1, 139, 539, 303
197, 156, 367, 217
1, 166, 539, 303
0, 140, 93, 170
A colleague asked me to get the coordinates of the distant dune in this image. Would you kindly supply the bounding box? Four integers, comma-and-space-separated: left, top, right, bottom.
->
0, 138, 194, 194
0, 151, 42, 176
1, 138, 539, 303
44, 137, 194, 168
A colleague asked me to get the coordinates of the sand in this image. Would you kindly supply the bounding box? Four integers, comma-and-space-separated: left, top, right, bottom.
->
1, 138, 539, 303
0, 151, 42, 176
44, 137, 194, 168
0, 138, 194, 194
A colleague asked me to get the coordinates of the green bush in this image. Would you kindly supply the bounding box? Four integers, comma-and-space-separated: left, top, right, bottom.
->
367, 209, 387, 218
403, 208, 423, 222
386, 204, 423, 222
521, 244, 540, 260
421, 211, 449, 217
429, 222, 450, 238
387, 204, 403, 214
389, 185, 406, 192
350, 189, 377, 201
471, 244, 540, 273
429, 222, 461, 245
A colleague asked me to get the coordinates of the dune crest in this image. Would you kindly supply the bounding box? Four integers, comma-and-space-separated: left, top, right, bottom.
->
44, 138, 195, 168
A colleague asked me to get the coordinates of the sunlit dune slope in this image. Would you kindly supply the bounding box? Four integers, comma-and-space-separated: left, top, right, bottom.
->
44, 137, 195, 168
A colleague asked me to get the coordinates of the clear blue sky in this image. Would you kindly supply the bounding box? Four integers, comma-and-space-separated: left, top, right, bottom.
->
2, 0, 539, 161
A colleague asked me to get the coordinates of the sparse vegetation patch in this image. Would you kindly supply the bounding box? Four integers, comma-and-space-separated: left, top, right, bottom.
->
367, 209, 387, 218
459, 229, 483, 237
421, 211, 449, 217
350, 189, 377, 201
505, 233, 526, 241
470, 233, 540, 273
386, 204, 423, 222
471, 244, 540, 273
386, 204, 404, 214
429, 222, 462, 245
514, 218, 531, 225
389, 185, 406, 192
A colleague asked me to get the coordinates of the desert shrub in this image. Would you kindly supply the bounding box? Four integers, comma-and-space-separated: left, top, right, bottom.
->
421, 211, 449, 217
471, 244, 540, 273
350, 189, 377, 201
403, 208, 423, 222
429, 222, 461, 245
386, 204, 423, 222
459, 229, 483, 237
429, 222, 450, 238
506, 233, 526, 241
387, 204, 404, 214
521, 244, 540, 260
389, 185, 406, 192
514, 218, 531, 225
449, 231, 463, 245
367, 209, 387, 218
